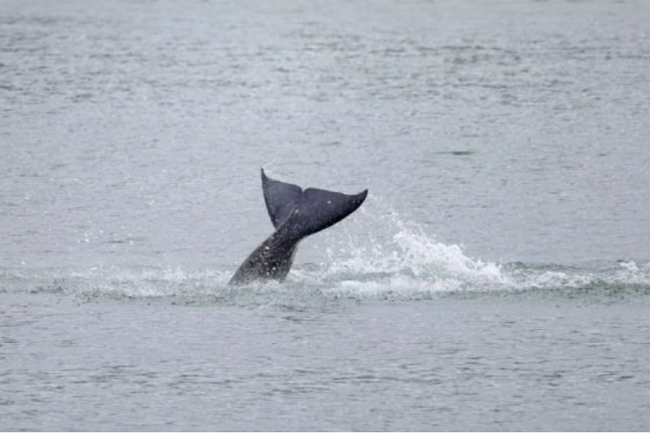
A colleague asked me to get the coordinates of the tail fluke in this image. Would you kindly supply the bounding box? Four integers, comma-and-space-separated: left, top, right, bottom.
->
230, 169, 367, 285
261, 168, 367, 237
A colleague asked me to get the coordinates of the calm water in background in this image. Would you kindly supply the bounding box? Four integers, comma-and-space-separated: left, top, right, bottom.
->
2, 0, 650, 430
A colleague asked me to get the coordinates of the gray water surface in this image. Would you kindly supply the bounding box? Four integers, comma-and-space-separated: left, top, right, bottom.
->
2, 0, 650, 431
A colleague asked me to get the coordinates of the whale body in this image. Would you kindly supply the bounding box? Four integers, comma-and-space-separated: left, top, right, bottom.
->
229, 169, 368, 285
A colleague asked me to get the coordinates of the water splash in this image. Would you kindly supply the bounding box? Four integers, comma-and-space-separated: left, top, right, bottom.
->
2, 198, 649, 302
284, 199, 511, 298
0, 266, 230, 300
290, 199, 650, 300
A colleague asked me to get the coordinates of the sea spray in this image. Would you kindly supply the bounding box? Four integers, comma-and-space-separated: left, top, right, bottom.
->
302, 197, 510, 296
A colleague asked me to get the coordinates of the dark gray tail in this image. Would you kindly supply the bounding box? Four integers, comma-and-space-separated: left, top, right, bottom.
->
261, 168, 368, 238
229, 169, 367, 285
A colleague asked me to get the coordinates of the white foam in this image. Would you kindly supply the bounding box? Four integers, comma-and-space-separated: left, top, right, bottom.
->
58, 266, 231, 298
297, 199, 650, 298
4, 197, 649, 300
303, 199, 510, 295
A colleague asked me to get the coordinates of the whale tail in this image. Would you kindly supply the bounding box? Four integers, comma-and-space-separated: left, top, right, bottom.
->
261, 168, 368, 237
229, 169, 368, 285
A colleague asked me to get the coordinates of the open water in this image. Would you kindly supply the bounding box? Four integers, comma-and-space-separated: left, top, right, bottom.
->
2, 0, 650, 431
